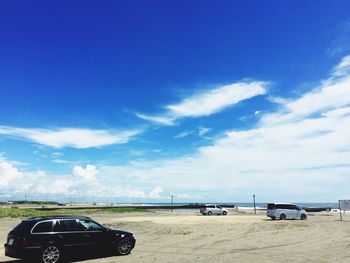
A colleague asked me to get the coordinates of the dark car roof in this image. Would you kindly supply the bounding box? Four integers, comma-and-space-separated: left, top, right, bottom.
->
24, 215, 92, 222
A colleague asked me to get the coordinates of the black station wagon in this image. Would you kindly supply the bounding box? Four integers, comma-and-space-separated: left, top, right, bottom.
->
4, 215, 136, 263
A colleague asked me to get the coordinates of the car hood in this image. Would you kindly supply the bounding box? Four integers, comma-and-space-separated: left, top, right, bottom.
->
108, 227, 133, 236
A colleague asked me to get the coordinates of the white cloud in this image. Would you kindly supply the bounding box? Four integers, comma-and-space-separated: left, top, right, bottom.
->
136, 81, 268, 125
0, 161, 23, 187
333, 54, 350, 77
2, 55, 350, 202
0, 159, 148, 200
262, 64, 350, 126
148, 186, 163, 198
35, 179, 74, 195
84, 186, 146, 199
167, 81, 267, 117
176, 193, 201, 200
0, 127, 140, 148
95, 54, 350, 202
73, 164, 99, 181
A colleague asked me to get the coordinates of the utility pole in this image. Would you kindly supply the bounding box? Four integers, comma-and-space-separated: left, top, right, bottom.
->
171, 195, 174, 213
339, 200, 343, 221
253, 194, 256, 215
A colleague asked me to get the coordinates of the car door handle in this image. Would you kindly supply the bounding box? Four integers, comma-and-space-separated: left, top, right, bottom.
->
83, 233, 90, 238
56, 234, 63, 239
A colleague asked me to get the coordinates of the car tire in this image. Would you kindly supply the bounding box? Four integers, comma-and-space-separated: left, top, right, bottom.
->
207, 211, 212, 216
301, 214, 307, 220
222, 211, 227, 216
41, 245, 62, 263
280, 214, 286, 220
117, 237, 133, 255
271, 216, 276, 220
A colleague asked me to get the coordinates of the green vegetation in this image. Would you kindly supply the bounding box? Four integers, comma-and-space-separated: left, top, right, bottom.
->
0, 207, 148, 219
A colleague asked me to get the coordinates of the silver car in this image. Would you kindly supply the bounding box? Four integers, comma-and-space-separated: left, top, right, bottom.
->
267, 203, 307, 220
200, 204, 228, 215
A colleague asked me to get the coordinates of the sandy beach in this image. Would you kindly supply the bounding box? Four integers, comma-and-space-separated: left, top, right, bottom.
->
1, 209, 350, 263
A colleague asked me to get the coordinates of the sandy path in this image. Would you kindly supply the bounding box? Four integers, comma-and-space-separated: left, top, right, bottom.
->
1, 210, 350, 263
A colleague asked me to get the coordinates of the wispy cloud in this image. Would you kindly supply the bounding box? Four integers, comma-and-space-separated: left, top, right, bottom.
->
174, 130, 193, 139
135, 113, 176, 126
174, 127, 210, 139
167, 81, 267, 117
136, 81, 268, 125
198, 127, 210, 136
327, 20, 350, 57
51, 159, 70, 164
0, 127, 141, 148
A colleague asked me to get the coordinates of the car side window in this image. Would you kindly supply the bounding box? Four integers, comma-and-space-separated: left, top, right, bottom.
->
278, 204, 291, 209
53, 220, 86, 232
78, 220, 104, 231
32, 221, 53, 233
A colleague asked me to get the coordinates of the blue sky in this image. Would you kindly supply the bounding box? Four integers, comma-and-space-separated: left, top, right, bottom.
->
1, 1, 350, 202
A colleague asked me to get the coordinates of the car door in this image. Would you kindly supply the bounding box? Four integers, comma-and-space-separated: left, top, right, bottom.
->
287, 205, 298, 219
294, 206, 303, 219
216, 206, 223, 215
52, 219, 90, 256
76, 219, 112, 253
30, 220, 54, 247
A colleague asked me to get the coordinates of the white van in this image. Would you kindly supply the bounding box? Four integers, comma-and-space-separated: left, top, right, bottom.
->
267, 203, 307, 220
200, 204, 228, 215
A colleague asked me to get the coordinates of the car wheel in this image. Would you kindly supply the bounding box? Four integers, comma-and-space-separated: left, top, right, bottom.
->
271, 216, 276, 220
41, 245, 61, 263
301, 214, 307, 220
222, 211, 227, 215
207, 211, 212, 216
280, 214, 286, 220
117, 237, 133, 255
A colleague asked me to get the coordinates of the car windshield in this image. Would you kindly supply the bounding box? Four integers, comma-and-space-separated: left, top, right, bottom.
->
267, 204, 275, 209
